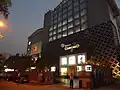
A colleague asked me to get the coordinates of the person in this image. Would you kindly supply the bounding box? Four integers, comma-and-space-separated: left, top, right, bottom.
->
69, 73, 74, 88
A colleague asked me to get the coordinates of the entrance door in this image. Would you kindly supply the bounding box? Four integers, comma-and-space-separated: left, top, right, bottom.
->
68, 65, 76, 76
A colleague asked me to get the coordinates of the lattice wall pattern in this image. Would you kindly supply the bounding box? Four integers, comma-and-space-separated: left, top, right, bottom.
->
85, 21, 120, 78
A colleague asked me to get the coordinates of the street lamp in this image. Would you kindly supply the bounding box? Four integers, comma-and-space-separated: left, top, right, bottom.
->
0, 21, 5, 27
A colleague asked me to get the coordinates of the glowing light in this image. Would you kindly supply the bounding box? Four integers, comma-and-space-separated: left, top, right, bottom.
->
5, 68, 14, 72
0, 21, 5, 27
85, 65, 92, 72
51, 66, 56, 72
0, 32, 4, 39
77, 66, 82, 72
30, 67, 36, 70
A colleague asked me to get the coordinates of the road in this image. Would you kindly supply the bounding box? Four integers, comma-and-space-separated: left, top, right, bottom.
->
0, 80, 120, 90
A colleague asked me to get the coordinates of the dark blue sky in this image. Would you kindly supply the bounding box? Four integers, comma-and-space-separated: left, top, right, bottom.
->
0, 0, 120, 55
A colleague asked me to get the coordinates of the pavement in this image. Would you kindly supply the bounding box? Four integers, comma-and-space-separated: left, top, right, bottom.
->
0, 80, 120, 90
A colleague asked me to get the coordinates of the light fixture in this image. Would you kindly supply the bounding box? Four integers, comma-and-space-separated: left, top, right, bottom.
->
28, 41, 31, 45
51, 66, 56, 72
85, 65, 92, 72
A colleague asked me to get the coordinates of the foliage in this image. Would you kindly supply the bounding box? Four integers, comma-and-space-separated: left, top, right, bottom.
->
0, 0, 12, 18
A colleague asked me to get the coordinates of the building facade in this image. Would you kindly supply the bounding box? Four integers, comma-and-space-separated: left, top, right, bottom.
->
27, 0, 120, 79
42, 0, 120, 78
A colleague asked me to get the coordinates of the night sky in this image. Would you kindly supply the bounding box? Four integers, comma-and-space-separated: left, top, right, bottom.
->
0, 0, 120, 55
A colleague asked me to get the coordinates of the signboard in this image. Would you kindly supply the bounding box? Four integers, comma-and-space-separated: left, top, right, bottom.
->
61, 43, 80, 52
31, 42, 41, 55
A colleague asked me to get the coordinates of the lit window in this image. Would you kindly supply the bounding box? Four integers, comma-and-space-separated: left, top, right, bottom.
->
58, 34, 62, 39
81, 15, 87, 24
85, 65, 92, 72
63, 20, 67, 25
68, 55, 76, 65
49, 38, 52, 42
80, 9, 87, 16
63, 31, 67, 37
63, 25, 67, 31
77, 66, 82, 72
68, 17, 73, 22
75, 26, 80, 33
53, 30, 56, 35
75, 19, 80, 25
74, 13, 79, 19
60, 57, 67, 65
49, 32, 52, 36
49, 27, 53, 31
60, 68, 67, 76
58, 22, 62, 27
81, 23, 88, 30
28, 41, 31, 45
53, 36, 56, 40
58, 28, 62, 33
54, 25, 57, 29
68, 29, 74, 35
78, 55, 86, 64
68, 22, 73, 29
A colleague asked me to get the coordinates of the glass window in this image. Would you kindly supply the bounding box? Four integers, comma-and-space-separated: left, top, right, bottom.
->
58, 33, 62, 39
68, 10, 72, 16
81, 15, 87, 24
80, 9, 87, 16
54, 25, 57, 29
63, 31, 67, 37
58, 22, 62, 27
68, 5, 72, 11
58, 12, 62, 16
80, 3, 87, 10
63, 20, 67, 25
58, 28, 62, 33
81, 23, 88, 30
74, 6, 79, 13
68, 55, 76, 65
80, 0, 87, 3
49, 37, 52, 42
74, 13, 79, 19
63, 25, 67, 31
68, 22, 73, 29
74, 1, 79, 7
49, 27, 53, 31
68, 29, 74, 35
60, 57, 67, 65
49, 32, 52, 36
68, 16, 73, 22
75, 19, 80, 25
53, 35, 56, 40
68, 0, 72, 5
63, 14, 67, 19
60, 68, 67, 76
54, 19, 57, 24
53, 30, 56, 35
78, 54, 86, 64
75, 26, 80, 32
63, 8, 67, 14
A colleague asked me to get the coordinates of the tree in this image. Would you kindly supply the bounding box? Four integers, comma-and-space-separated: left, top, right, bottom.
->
0, 0, 12, 19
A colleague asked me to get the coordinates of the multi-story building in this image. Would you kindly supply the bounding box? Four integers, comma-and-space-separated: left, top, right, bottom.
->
27, 28, 48, 63
42, 0, 120, 78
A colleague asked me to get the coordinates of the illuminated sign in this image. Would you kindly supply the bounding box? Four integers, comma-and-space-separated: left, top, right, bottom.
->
31, 42, 41, 55
61, 43, 80, 51
85, 65, 92, 72
51, 66, 56, 72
